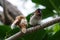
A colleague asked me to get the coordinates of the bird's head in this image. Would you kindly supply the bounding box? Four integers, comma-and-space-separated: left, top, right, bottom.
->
34, 9, 42, 16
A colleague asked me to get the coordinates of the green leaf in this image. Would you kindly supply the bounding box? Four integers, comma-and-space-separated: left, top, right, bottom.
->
49, 30, 60, 40
26, 13, 33, 22
53, 23, 60, 33
6, 27, 20, 38
32, 0, 54, 10
0, 25, 11, 39
26, 13, 34, 28
0, 25, 20, 39
42, 9, 54, 19
52, 0, 60, 9
32, 0, 60, 18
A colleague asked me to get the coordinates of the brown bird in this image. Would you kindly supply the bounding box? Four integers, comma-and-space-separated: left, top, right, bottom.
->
11, 15, 28, 33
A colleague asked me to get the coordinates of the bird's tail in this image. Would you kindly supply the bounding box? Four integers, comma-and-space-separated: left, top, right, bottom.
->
21, 27, 26, 33
11, 19, 18, 29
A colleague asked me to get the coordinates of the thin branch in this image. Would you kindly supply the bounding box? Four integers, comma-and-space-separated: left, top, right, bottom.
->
5, 17, 60, 40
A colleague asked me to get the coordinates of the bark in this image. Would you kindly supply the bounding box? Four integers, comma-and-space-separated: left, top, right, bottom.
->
5, 17, 60, 40
0, 11, 4, 22
0, 0, 23, 24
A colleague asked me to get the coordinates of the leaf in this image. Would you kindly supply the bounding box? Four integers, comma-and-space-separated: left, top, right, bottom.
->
0, 25, 11, 39
52, 0, 60, 9
6, 27, 20, 38
26, 13, 33, 22
32, 0, 54, 10
42, 9, 54, 19
53, 23, 60, 33
49, 30, 60, 40
26, 13, 34, 28
0, 25, 20, 39
32, 0, 59, 18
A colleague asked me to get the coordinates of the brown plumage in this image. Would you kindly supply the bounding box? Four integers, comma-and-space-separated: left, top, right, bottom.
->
11, 15, 28, 33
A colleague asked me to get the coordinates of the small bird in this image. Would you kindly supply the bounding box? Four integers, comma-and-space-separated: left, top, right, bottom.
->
29, 9, 42, 26
11, 15, 28, 33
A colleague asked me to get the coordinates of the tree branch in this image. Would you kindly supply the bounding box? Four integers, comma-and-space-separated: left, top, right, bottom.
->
0, 0, 23, 24
5, 17, 60, 40
0, 0, 23, 19
3, 0, 14, 25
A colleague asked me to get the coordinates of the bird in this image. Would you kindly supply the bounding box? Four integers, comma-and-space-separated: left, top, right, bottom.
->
11, 15, 28, 33
29, 9, 42, 26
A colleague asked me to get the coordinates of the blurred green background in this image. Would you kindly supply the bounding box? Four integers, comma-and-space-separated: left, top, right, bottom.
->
0, 0, 60, 40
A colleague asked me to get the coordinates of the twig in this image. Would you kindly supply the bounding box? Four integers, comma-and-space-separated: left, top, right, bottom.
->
5, 17, 60, 40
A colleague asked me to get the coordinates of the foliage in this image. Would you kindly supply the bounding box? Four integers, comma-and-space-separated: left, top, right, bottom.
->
0, 0, 60, 40
32, 0, 60, 16
0, 25, 20, 40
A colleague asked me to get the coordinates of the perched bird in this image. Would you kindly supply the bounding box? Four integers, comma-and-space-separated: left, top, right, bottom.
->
29, 9, 42, 26
11, 15, 28, 33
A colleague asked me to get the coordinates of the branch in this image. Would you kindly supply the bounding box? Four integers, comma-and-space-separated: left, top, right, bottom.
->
3, 0, 14, 25
0, 0, 23, 19
0, 11, 4, 22
5, 17, 60, 40
0, 0, 23, 24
